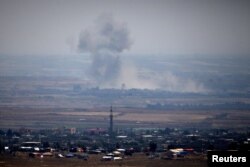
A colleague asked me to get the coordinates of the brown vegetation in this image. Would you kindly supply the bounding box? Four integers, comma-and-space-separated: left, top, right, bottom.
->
0, 106, 249, 130
0, 153, 207, 167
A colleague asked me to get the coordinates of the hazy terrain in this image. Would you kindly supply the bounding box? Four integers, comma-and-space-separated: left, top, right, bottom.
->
0, 54, 249, 130
1, 1, 249, 167
1, 54, 250, 91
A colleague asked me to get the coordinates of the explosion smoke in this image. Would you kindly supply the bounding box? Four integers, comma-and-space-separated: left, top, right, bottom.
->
78, 14, 131, 87
78, 14, 207, 93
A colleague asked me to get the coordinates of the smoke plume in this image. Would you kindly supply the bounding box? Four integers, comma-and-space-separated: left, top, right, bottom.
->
78, 14, 207, 93
155, 71, 206, 93
118, 64, 207, 93
78, 14, 131, 87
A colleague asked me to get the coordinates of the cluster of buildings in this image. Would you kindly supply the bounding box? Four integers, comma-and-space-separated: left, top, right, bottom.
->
0, 107, 249, 161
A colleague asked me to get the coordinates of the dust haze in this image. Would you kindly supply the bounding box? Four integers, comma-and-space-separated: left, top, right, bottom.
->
78, 14, 206, 92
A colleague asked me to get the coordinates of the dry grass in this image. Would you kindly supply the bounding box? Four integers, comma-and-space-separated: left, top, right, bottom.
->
115, 113, 210, 123
0, 153, 208, 167
0, 107, 249, 129
59, 111, 120, 116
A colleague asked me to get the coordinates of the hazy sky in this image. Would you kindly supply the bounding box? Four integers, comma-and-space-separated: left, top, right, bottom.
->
0, 0, 250, 56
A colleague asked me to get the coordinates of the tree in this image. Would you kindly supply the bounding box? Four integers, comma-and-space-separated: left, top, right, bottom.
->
42, 141, 50, 148
6, 129, 13, 138
116, 142, 121, 149
149, 141, 157, 153
0, 140, 4, 153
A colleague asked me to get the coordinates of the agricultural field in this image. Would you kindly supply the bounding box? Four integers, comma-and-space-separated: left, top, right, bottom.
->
0, 106, 249, 130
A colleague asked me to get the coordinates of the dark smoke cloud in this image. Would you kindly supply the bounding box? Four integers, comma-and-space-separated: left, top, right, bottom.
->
78, 14, 207, 93
78, 14, 131, 87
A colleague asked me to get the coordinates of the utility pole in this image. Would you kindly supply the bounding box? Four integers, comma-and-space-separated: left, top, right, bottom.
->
109, 106, 113, 138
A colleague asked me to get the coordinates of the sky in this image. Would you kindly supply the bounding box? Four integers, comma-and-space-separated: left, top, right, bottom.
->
0, 0, 250, 56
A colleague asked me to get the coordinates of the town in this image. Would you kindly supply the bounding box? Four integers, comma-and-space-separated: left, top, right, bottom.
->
1, 110, 249, 166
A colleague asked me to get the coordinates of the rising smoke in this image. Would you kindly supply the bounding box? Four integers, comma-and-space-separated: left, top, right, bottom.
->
117, 65, 207, 93
78, 14, 207, 93
78, 14, 131, 87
